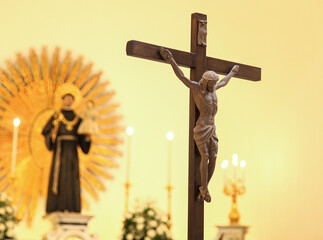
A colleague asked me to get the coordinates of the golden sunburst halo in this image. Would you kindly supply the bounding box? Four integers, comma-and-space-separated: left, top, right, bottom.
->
0, 47, 123, 225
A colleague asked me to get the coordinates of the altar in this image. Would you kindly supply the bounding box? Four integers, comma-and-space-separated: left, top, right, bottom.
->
214, 225, 249, 240
43, 213, 97, 240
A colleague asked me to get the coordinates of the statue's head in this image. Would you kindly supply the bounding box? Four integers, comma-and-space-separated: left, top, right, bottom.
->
86, 99, 95, 109
62, 93, 75, 107
200, 71, 219, 91
56, 83, 82, 109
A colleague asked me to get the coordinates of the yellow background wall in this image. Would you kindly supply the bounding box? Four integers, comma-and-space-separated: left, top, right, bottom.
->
0, 0, 322, 239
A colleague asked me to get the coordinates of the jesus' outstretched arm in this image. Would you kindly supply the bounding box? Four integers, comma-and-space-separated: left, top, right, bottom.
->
215, 65, 239, 90
160, 48, 199, 90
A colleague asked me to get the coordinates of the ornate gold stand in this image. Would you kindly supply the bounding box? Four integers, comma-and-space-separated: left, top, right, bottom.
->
8, 173, 16, 199
223, 179, 245, 224
166, 183, 173, 230
124, 128, 133, 214
124, 181, 131, 213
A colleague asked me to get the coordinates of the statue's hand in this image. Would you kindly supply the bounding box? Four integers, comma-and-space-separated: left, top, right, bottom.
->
85, 134, 91, 142
231, 65, 239, 75
160, 48, 173, 62
51, 128, 58, 137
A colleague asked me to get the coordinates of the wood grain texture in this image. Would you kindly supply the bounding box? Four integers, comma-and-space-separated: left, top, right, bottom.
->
126, 40, 261, 81
127, 40, 195, 68
206, 57, 261, 81
188, 12, 206, 240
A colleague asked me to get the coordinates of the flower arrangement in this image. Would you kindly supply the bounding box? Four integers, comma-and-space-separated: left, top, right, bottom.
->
121, 204, 172, 240
0, 193, 19, 240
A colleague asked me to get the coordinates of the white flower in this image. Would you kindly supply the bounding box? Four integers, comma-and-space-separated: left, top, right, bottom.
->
5, 206, 13, 214
136, 223, 144, 231
126, 233, 134, 240
166, 230, 173, 238
157, 225, 164, 235
6, 229, 14, 237
161, 223, 168, 231
135, 216, 145, 224
147, 209, 155, 217
148, 220, 158, 228
147, 229, 156, 238
144, 237, 151, 240
0, 223, 6, 231
0, 193, 7, 201
6, 221, 14, 229
125, 212, 132, 219
0, 207, 5, 215
161, 215, 168, 222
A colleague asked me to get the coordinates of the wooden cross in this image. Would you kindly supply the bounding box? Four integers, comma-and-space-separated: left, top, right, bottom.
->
126, 12, 261, 240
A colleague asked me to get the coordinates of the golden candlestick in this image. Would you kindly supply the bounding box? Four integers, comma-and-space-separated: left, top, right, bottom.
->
223, 178, 245, 224
222, 154, 246, 225
166, 131, 174, 230
124, 181, 131, 213
166, 184, 173, 230
124, 126, 134, 213
8, 173, 16, 198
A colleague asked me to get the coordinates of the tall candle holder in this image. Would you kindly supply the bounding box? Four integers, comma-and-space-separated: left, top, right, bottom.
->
124, 126, 134, 213
221, 154, 246, 225
9, 118, 20, 196
11, 118, 20, 175
165, 131, 174, 230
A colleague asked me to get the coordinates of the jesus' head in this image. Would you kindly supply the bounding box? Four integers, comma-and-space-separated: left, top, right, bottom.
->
200, 71, 219, 92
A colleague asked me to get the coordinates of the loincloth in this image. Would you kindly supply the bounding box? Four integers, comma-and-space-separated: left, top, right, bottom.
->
193, 124, 218, 148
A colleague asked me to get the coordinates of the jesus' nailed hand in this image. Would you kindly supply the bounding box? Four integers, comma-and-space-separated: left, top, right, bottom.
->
160, 47, 239, 203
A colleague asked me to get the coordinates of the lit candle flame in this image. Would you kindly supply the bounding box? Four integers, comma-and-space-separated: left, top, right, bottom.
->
166, 131, 174, 141
13, 118, 20, 127
240, 160, 246, 168
126, 126, 134, 136
221, 160, 229, 169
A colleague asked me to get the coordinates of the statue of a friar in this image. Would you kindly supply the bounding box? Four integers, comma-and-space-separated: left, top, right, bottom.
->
160, 48, 239, 203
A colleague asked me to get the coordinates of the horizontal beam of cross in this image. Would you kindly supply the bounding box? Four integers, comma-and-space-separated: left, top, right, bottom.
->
126, 40, 261, 81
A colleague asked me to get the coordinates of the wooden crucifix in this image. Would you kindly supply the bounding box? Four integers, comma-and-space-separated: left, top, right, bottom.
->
126, 12, 261, 240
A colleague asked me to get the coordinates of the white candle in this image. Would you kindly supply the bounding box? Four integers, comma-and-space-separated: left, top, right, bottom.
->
221, 160, 229, 186
232, 154, 238, 184
126, 126, 134, 182
124, 126, 134, 213
240, 160, 246, 183
166, 131, 174, 185
11, 118, 20, 174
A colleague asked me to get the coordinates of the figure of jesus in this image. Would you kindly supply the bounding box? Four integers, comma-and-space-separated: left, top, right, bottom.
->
160, 48, 239, 203
78, 99, 99, 135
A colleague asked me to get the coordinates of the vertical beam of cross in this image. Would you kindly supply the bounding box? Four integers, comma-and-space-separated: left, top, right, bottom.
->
188, 13, 206, 240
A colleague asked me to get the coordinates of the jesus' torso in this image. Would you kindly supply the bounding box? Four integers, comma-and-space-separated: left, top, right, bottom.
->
193, 87, 218, 127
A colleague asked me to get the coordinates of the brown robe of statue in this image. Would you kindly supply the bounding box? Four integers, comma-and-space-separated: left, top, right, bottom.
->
42, 109, 91, 213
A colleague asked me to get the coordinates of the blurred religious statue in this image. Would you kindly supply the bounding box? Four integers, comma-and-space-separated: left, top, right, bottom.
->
160, 48, 239, 203
42, 83, 92, 213
78, 100, 99, 135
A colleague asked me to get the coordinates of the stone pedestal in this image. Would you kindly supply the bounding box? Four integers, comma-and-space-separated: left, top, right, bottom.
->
43, 212, 97, 240
214, 225, 249, 240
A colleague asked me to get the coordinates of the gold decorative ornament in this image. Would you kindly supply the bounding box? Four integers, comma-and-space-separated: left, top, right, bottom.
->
0, 47, 123, 225
53, 111, 79, 132
223, 178, 246, 224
